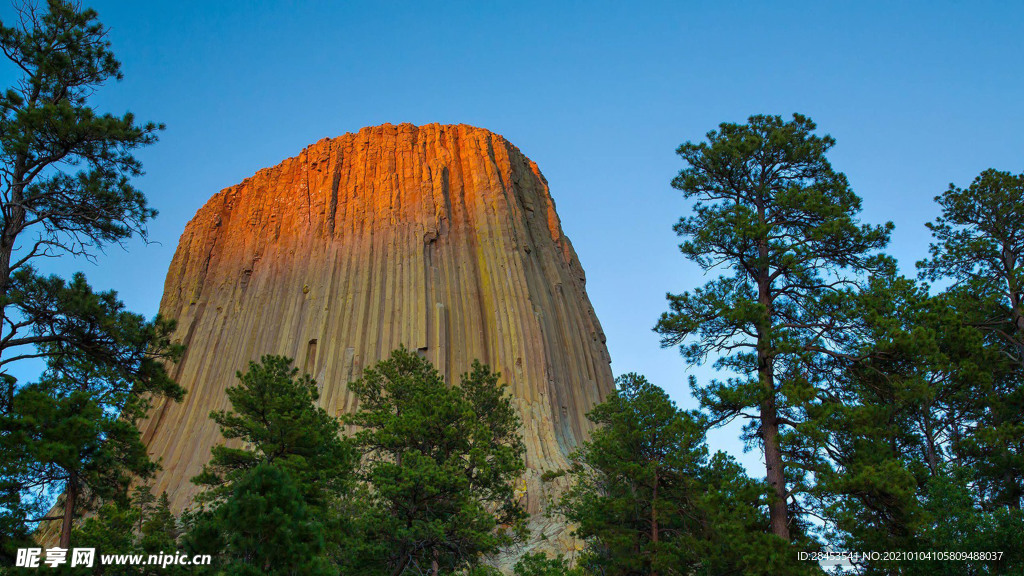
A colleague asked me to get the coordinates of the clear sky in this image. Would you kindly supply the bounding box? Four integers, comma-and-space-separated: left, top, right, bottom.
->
3, 0, 1023, 471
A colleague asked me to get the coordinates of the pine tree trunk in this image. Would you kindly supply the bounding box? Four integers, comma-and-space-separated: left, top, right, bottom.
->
59, 471, 78, 549
391, 554, 409, 576
0, 156, 27, 360
762, 396, 789, 540
757, 232, 789, 541
1003, 470, 1021, 510
651, 466, 659, 576
1007, 272, 1024, 360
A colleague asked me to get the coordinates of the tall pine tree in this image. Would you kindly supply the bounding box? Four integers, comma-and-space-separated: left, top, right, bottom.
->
0, 0, 164, 379
655, 114, 892, 540
810, 271, 1024, 574
0, 0, 175, 556
918, 168, 1024, 509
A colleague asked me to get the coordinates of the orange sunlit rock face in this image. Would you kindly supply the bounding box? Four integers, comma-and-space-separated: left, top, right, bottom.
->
139, 123, 614, 556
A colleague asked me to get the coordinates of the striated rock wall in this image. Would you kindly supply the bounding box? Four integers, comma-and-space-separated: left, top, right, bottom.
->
139, 123, 614, 554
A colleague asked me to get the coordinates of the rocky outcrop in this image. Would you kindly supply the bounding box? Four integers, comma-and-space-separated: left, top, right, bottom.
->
139, 123, 614, 554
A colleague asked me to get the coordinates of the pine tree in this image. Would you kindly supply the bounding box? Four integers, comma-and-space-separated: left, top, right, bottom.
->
61, 496, 138, 576
344, 347, 526, 576
191, 355, 354, 508
138, 492, 180, 559
560, 373, 705, 575
512, 552, 586, 576
0, 0, 164, 382
811, 272, 1024, 574
60, 486, 187, 576
655, 113, 892, 539
918, 169, 1024, 365
918, 168, 1024, 509
810, 275, 959, 557
0, 0, 176, 556
560, 373, 812, 576
184, 355, 355, 573
0, 310, 181, 550
213, 463, 333, 576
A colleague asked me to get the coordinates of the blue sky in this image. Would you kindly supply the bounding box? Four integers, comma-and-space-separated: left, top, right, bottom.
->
3, 0, 1023, 470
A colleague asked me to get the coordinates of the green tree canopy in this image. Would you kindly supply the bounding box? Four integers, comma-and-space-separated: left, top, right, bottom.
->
809, 272, 1024, 574
184, 355, 354, 574
58, 486, 186, 576
916, 169, 1024, 510
0, 0, 164, 378
0, 0, 176, 557
560, 373, 812, 576
561, 373, 706, 576
918, 169, 1024, 365
512, 552, 586, 576
344, 347, 526, 576
191, 355, 354, 508
209, 463, 332, 576
0, 288, 181, 551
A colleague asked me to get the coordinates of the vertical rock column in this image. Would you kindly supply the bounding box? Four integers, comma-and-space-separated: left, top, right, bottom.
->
140, 123, 614, 553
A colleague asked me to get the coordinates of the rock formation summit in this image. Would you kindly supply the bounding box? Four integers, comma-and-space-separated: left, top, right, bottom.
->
140, 123, 614, 551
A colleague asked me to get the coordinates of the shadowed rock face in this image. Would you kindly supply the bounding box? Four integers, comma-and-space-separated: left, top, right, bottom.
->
140, 122, 614, 553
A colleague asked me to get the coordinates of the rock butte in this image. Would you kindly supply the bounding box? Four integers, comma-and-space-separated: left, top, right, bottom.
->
138, 122, 615, 556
